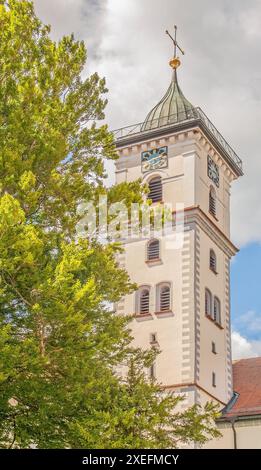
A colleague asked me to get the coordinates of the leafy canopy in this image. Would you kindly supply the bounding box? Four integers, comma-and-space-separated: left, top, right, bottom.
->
0, 0, 220, 449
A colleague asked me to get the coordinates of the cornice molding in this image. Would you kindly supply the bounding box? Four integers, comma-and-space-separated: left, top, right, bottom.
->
115, 206, 237, 258
115, 119, 242, 178
181, 206, 238, 258
162, 382, 226, 405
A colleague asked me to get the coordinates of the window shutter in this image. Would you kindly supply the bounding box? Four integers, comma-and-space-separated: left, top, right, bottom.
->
148, 177, 162, 203
209, 188, 216, 216
214, 297, 221, 324
160, 286, 170, 311
147, 240, 160, 260
205, 289, 212, 316
210, 250, 216, 271
140, 289, 150, 314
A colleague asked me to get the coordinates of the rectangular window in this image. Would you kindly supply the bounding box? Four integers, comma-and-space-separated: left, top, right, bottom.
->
212, 372, 216, 387
212, 342, 217, 354
149, 363, 155, 379
150, 333, 157, 344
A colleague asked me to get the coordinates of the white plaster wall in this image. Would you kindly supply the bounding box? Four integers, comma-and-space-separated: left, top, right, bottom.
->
195, 142, 231, 237
204, 419, 261, 449
115, 128, 236, 406
121, 229, 195, 387
115, 131, 198, 211
197, 228, 232, 404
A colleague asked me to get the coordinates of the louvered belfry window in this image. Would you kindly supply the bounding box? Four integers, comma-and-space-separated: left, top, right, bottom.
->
214, 297, 221, 324
148, 177, 162, 203
209, 187, 216, 216
140, 289, 150, 314
205, 289, 212, 316
160, 286, 170, 312
210, 250, 217, 272
147, 239, 160, 261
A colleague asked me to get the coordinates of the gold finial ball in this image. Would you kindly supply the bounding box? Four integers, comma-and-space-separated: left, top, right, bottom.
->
169, 57, 181, 69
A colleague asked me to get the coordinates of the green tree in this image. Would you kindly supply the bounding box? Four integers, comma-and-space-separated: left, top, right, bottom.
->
73, 354, 220, 449
0, 0, 220, 448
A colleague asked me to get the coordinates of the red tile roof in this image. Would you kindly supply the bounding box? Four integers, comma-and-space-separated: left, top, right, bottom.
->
224, 357, 261, 418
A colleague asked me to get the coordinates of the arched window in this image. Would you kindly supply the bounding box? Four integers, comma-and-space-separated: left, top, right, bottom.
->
137, 287, 150, 315
209, 186, 216, 217
148, 177, 162, 203
160, 285, 171, 312
147, 239, 160, 261
205, 288, 212, 317
210, 249, 217, 272
214, 297, 221, 325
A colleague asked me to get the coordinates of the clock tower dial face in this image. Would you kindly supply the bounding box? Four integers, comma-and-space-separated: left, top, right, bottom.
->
141, 146, 168, 173
208, 155, 220, 187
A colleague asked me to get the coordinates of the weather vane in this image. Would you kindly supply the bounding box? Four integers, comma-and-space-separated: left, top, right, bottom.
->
165, 25, 185, 69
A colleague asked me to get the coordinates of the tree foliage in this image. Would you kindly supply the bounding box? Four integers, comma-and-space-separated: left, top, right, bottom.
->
0, 0, 220, 448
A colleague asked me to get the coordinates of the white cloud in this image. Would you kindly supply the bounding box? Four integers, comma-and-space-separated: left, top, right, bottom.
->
34, 0, 87, 39
32, 0, 261, 247
232, 331, 261, 359
34, 0, 107, 56
232, 311, 261, 359
233, 310, 261, 334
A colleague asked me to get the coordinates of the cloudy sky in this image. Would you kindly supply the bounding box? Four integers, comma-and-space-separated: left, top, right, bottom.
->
33, 0, 261, 359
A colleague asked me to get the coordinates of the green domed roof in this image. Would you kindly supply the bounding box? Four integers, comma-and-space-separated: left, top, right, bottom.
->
141, 69, 197, 131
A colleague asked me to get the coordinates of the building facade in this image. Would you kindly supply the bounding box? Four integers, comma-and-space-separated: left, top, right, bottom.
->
114, 54, 243, 414
205, 358, 261, 448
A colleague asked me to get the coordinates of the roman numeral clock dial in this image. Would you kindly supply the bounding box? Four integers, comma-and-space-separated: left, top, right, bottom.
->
141, 146, 168, 172
208, 155, 220, 187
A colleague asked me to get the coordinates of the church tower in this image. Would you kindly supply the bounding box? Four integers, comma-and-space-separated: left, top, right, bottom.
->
114, 28, 243, 409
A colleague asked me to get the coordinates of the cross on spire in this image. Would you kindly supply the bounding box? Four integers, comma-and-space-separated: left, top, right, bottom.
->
165, 25, 185, 69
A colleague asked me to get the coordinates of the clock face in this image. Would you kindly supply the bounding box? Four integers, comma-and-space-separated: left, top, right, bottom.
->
141, 146, 168, 173
208, 155, 219, 187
